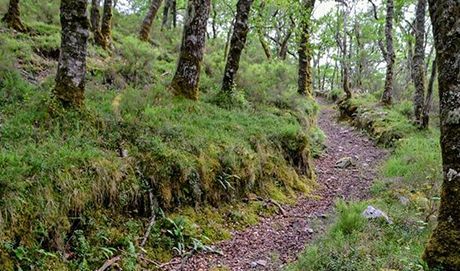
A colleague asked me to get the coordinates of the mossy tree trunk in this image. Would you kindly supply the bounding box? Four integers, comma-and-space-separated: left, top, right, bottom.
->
297, 0, 316, 97
100, 0, 113, 49
421, 57, 437, 129
139, 0, 163, 42
221, 0, 254, 93
2, 0, 27, 32
90, 0, 104, 46
381, 0, 395, 105
423, 1, 460, 269
53, 0, 89, 108
170, 0, 211, 100
413, 0, 427, 127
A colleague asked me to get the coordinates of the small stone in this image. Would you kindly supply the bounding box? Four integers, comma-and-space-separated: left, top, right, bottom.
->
255, 260, 267, 267
335, 157, 354, 168
250, 259, 267, 268
362, 205, 393, 224
306, 227, 314, 234
399, 196, 410, 206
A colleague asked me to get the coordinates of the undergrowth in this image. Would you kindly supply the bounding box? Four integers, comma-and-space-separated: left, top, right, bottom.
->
0, 1, 321, 269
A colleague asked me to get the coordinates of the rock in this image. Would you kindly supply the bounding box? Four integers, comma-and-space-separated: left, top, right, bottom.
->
362, 205, 393, 224
305, 227, 314, 234
398, 196, 410, 206
335, 157, 354, 168
250, 259, 267, 268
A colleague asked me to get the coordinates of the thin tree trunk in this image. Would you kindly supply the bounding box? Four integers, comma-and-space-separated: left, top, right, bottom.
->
297, 0, 316, 96
223, 19, 234, 61
139, 0, 163, 42
2, 0, 27, 32
381, 0, 395, 105
423, 1, 460, 269
421, 57, 437, 129
170, 0, 211, 100
161, 0, 171, 30
342, 8, 351, 99
171, 0, 176, 28
413, 0, 427, 126
222, 0, 254, 93
53, 0, 89, 108
100, 0, 113, 49
211, 2, 218, 39
258, 30, 271, 60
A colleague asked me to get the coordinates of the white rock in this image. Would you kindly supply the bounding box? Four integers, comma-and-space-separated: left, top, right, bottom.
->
362, 205, 393, 224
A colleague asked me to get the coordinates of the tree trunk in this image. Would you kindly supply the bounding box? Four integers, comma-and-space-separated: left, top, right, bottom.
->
211, 2, 217, 39
279, 29, 293, 60
171, 0, 177, 28
53, 0, 89, 108
162, 0, 173, 30
139, 0, 163, 42
221, 0, 254, 93
170, 0, 211, 100
223, 19, 234, 61
413, 0, 427, 126
423, 1, 460, 270
90, 0, 104, 45
421, 57, 437, 129
258, 30, 271, 60
100, 0, 113, 49
342, 8, 351, 99
381, 0, 395, 105
2, 0, 27, 32
297, 0, 316, 96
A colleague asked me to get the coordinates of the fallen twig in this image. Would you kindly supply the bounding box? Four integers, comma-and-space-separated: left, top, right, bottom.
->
96, 255, 122, 271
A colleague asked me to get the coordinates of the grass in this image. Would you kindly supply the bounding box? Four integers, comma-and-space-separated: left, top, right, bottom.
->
0, 3, 322, 269
289, 94, 442, 271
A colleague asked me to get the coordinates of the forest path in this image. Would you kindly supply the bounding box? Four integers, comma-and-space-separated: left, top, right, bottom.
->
164, 101, 386, 271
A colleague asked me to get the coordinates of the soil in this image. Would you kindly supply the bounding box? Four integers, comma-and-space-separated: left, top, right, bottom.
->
163, 102, 387, 271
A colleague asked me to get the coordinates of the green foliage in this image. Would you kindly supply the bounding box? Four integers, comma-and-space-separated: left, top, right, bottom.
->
0, 4, 322, 269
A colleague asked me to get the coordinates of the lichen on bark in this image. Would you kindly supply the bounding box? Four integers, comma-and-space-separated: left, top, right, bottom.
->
381, 0, 395, 106
53, 0, 89, 108
423, 0, 460, 269
297, 0, 316, 97
1, 0, 27, 32
100, 0, 113, 49
139, 0, 163, 42
170, 0, 211, 100
221, 0, 254, 93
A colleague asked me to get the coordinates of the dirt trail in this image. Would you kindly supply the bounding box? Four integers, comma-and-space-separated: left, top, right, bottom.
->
164, 102, 386, 271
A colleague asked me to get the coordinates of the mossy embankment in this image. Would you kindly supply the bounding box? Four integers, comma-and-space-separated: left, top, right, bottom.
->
0, 4, 321, 270
337, 95, 417, 147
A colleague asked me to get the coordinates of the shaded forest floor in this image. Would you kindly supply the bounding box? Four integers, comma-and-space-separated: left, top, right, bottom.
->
164, 101, 387, 271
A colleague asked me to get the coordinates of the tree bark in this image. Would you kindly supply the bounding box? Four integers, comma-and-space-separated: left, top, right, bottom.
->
162, 0, 175, 30
297, 0, 316, 96
421, 57, 437, 129
221, 0, 254, 93
100, 0, 113, 49
2, 0, 27, 32
139, 0, 163, 42
413, 0, 427, 126
423, 1, 460, 269
170, 0, 211, 100
381, 0, 395, 105
53, 0, 89, 108
90, 0, 104, 45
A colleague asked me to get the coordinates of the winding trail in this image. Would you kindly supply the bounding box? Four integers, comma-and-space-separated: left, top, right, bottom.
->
165, 102, 387, 271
